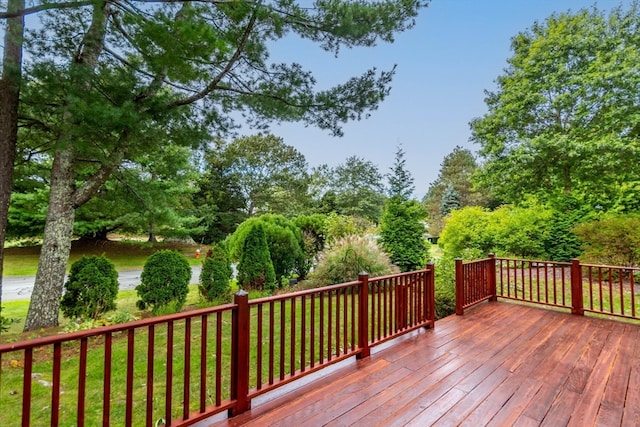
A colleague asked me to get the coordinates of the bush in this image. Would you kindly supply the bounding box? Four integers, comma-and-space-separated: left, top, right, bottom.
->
379, 198, 428, 272
199, 243, 233, 302
228, 214, 304, 285
60, 255, 119, 320
237, 224, 276, 291
136, 250, 191, 314
309, 235, 399, 286
574, 214, 640, 266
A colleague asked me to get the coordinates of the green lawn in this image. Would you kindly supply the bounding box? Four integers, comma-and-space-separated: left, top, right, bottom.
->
0, 289, 359, 426
3, 239, 205, 276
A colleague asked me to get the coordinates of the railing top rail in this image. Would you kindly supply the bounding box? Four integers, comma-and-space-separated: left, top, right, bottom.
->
368, 268, 431, 282
248, 280, 361, 306
0, 302, 236, 353
579, 262, 640, 271
461, 257, 493, 265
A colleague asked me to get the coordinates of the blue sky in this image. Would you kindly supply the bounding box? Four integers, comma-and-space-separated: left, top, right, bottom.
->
256, 0, 629, 199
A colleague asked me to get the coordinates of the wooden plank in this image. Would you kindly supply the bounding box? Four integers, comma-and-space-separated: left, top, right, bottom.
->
323, 352, 459, 426
431, 368, 510, 426
208, 303, 640, 427
594, 323, 639, 427
566, 320, 625, 426
459, 313, 589, 426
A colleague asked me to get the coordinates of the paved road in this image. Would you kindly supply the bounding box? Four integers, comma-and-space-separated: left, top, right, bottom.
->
1, 265, 202, 302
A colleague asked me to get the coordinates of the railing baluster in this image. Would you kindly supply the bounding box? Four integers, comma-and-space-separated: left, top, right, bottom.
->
269, 301, 275, 385
310, 295, 316, 368
290, 297, 296, 377
183, 317, 191, 421
125, 329, 135, 427
279, 301, 285, 380
103, 333, 112, 427
22, 348, 32, 427
319, 293, 324, 364
166, 321, 174, 427
52, 342, 61, 427
146, 325, 155, 427
200, 314, 207, 412
342, 288, 348, 354
215, 312, 222, 406
327, 293, 332, 362
256, 305, 263, 389
301, 295, 306, 372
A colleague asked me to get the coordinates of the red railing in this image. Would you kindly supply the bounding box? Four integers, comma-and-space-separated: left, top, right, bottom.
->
456, 255, 640, 321
0, 266, 435, 427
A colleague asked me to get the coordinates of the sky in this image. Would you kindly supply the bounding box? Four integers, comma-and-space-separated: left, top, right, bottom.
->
248, 0, 630, 199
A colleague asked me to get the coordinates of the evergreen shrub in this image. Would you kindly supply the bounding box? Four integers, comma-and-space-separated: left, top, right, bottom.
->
199, 243, 233, 302
60, 255, 119, 320
237, 224, 276, 290
136, 250, 191, 314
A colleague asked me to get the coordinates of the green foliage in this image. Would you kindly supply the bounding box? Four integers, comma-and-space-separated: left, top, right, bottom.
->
309, 235, 399, 287
574, 214, 640, 266
324, 213, 372, 243
387, 145, 414, 201
199, 243, 233, 302
228, 214, 304, 284
311, 156, 386, 222
237, 224, 276, 291
191, 147, 247, 244
136, 250, 192, 314
60, 255, 119, 320
438, 207, 494, 258
488, 204, 552, 259
379, 198, 427, 272
543, 197, 589, 262
292, 214, 328, 279
217, 135, 311, 216
422, 146, 488, 236
18, 0, 425, 330
471, 4, 640, 207
439, 203, 561, 260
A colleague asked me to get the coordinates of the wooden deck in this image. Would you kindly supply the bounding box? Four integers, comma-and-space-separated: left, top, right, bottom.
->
209, 301, 640, 427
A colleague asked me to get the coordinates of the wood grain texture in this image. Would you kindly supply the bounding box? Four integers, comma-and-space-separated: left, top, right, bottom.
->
209, 302, 640, 427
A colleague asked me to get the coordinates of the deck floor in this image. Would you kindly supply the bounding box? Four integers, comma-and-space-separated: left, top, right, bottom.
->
210, 302, 640, 426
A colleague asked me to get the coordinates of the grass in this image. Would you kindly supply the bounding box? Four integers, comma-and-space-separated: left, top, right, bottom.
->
3, 239, 206, 276
0, 289, 362, 426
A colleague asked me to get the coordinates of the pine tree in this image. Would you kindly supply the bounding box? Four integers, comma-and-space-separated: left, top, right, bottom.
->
237, 224, 276, 291
379, 199, 427, 272
387, 146, 414, 201
440, 184, 461, 217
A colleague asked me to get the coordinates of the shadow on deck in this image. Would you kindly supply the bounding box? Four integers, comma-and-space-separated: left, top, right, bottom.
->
209, 302, 640, 426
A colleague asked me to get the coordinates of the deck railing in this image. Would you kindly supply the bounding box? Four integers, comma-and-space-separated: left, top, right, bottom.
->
456, 254, 640, 321
0, 266, 434, 427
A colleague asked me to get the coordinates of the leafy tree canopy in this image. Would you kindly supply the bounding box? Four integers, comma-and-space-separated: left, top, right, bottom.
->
471, 4, 640, 208
13, 0, 427, 330
311, 156, 386, 222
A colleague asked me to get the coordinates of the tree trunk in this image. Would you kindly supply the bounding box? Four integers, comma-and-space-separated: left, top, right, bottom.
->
23, 148, 76, 331
148, 221, 157, 243
0, 0, 24, 312
24, 1, 110, 331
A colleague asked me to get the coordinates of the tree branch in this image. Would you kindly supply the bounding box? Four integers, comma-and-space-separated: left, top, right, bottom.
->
168, 9, 258, 108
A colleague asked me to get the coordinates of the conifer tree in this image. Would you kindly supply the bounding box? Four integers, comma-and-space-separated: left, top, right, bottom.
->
237, 224, 276, 291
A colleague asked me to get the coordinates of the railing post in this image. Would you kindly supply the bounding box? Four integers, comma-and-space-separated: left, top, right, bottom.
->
230, 290, 251, 416
571, 259, 584, 316
426, 262, 436, 328
455, 258, 464, 315
357, 272, 370, 359
488, 253, 497, 301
